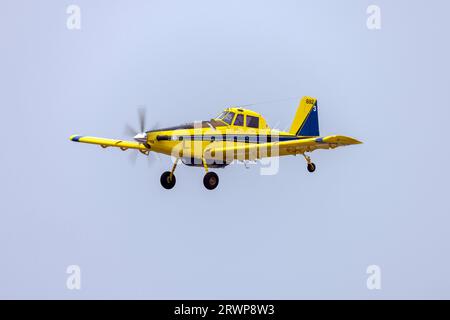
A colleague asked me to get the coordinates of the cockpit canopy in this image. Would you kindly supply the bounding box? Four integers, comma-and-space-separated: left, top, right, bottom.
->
215, 108, 268, 129
146, 107, 269, 133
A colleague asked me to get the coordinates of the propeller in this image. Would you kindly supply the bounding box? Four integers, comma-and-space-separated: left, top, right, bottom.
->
124, 107, 160, 166
124, 107, 147, 141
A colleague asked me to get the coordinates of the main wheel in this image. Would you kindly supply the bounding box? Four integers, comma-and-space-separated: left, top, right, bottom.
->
307, 163, 316, 173
203, 172, 219, 190
160, 171, 176, 189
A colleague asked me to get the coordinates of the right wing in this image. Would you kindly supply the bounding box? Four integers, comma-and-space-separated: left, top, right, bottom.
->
205, 135, 362, 161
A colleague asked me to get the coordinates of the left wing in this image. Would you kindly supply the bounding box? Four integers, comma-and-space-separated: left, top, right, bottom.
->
70, 135, 149, 152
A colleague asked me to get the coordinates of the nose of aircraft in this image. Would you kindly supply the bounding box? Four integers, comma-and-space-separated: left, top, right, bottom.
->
133, 132, 147, 143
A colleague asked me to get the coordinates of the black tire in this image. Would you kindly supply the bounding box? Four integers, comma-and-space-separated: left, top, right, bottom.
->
160, 171, 176, 189
203, 172, 219, 190
307, 163, 316, 173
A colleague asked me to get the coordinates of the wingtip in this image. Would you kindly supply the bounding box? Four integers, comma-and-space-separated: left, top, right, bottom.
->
340, 136, 363, 145
70, 135, 82, 142
322, 135, 363, 145
348, 137, 363, 145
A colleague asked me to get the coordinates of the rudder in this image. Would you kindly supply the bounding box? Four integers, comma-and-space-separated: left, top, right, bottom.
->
289, 96, 320, 137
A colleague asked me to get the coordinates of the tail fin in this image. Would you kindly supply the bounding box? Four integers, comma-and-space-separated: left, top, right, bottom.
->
289, 96, 320, 136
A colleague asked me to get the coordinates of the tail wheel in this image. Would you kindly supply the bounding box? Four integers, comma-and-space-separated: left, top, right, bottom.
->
307, 163, 316, 173
203, 172, 219, 190
160, 171, 176, 189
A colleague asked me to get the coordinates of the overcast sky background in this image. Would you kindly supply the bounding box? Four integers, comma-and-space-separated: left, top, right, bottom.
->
1, 0, 449, 299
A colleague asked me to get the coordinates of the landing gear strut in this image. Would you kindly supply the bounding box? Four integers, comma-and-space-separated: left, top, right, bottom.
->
160, 159, 178, 189
303, 153, 316, 173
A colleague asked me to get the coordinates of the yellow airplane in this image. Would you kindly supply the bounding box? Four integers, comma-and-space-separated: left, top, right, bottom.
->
70, 96, 361, 190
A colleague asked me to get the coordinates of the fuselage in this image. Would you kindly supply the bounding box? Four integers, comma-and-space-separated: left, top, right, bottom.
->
143, 107, 308, 165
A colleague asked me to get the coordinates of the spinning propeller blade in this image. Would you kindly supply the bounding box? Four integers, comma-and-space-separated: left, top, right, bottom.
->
123, 107, 160, 166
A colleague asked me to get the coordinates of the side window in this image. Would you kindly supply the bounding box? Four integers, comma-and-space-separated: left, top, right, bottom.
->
234, 114, 244, 126
246, 115, 259, 128
223, 112, 235, 125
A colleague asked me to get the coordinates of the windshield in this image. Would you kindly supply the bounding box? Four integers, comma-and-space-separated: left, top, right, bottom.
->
222, 112, 235, 125
216, 111, 227, 119
216, 111, 235, 125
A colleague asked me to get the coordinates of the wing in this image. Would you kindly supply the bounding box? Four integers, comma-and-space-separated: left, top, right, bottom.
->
70, 135, 149, 152
205, 135, 362, 161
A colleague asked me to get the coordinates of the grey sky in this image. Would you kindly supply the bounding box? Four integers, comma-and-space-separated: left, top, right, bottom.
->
0, 0, 449, 299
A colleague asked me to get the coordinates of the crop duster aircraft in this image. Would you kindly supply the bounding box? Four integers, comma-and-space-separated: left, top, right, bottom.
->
70, 96, 361, 190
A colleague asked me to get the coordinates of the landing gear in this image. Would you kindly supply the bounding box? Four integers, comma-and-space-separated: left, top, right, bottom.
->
159, 157, 221, 190
160, 171, 176, 189
303, 153, 316, 173
202, 157, 219, 190
160, 159, 178, 189
203, 172, 219, 190
307, 163, 316, 173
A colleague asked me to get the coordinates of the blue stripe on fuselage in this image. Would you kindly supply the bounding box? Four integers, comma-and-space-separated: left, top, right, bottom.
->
170, 134, 309, 143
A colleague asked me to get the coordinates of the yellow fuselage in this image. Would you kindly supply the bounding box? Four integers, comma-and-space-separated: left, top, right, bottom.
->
145, 107, 302, 165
